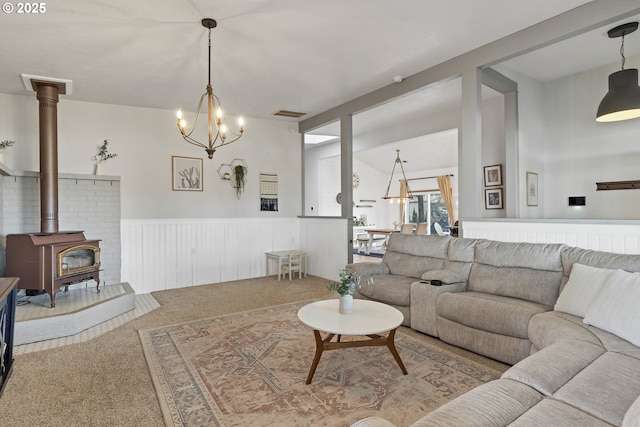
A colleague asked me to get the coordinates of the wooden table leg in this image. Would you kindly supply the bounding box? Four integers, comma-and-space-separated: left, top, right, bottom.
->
306, 330, 330, 384
386, 329, 408, 375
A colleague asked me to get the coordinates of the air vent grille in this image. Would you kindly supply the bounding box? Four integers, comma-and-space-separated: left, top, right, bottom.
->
273, 109, 307, 118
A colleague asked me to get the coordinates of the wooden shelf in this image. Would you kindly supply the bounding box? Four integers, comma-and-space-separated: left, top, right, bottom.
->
596, 180, 640, 191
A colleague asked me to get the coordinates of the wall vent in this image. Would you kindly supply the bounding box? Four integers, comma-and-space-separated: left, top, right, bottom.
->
273, 109, 307, 118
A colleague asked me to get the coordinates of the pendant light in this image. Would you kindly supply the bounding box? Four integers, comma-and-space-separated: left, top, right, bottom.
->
176, 19, 245, 159
382, 150, 414, 201
596, 22, 640, 122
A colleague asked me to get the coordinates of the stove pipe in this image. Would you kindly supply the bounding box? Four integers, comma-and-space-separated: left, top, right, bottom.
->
35, 83, 60, 233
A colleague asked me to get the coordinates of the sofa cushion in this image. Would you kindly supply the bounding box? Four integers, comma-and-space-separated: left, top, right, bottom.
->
560, 246, 640, 294
528, 311, 601, 353
443, 237, 476, 279
382, 234, 450, 279
554, 352, 640, 427
437, 317, 532, 365
583, 268, 640, 347
509, 398, 613, 427
410, 379, 543, 427
437, 292, 550, 339
554, 263, 615, 317
623, 395, 640, 427
468, 240, 565, 306
356, 274, 415, 306
502, 340, 605, 396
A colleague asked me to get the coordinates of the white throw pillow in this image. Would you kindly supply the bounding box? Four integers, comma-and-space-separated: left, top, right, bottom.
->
554, 263, 615, 317
583, 269, 640, 347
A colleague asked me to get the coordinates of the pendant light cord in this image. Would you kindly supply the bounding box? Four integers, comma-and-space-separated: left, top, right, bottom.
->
208, 28, 212, 86
620, 34, 626, 70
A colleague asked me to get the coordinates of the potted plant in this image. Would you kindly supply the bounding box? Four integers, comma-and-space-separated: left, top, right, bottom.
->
327, 270, 358, 314
0, 140, 15, 164
91, 139, 117, 174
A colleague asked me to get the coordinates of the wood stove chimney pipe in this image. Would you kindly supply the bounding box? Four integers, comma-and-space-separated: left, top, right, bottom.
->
33, 81, 64, 233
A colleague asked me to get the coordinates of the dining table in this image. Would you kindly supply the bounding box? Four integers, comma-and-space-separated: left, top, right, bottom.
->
362, 228, 398, 255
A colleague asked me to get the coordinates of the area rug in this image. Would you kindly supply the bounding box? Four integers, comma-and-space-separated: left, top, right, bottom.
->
139, 300, 501, 427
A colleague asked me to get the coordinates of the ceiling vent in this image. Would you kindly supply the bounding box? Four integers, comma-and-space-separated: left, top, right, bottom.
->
273, 109, 307, 118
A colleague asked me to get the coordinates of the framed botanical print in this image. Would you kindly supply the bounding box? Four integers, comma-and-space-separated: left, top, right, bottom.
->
172, 156, 203, 191
484, 164, 502, 187
485, 188, 504, 209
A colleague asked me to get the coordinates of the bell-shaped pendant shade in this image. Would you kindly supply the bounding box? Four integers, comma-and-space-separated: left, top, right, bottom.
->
596, 68, 640, 122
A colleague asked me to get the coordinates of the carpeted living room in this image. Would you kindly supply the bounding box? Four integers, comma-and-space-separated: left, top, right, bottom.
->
2, 2, 640, 427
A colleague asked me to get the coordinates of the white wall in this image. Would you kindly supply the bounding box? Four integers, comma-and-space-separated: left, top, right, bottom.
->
0, 93, 302, 219
541, 55, 640, 219
496, 55, 640, 221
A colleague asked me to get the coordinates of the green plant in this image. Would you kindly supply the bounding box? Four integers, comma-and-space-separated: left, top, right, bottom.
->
0, 140, 15, 150
233, 164, 247, 199
92, 139, 117, 164
326, 269, 357, 296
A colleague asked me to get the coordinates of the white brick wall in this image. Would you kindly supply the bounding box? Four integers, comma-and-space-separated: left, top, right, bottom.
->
1, 173, 121, 285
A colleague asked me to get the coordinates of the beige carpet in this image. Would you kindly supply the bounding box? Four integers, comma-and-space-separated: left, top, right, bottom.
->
140, 300, 503, 427
0, 276, 508, 426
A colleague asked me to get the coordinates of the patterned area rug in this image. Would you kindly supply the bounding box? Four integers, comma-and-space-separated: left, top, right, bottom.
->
139, 300, 501, 427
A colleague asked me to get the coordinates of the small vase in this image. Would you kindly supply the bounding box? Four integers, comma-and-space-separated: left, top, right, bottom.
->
94, 163, 101, 175
339, 294, 354, 314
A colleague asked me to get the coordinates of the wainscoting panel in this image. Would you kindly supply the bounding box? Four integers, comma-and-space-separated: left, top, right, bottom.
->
122, 218, 301, 294
462, 220, 640, 254
300, 217, 348, 281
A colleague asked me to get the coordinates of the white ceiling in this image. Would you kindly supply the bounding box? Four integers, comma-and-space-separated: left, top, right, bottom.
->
1, 1, 639, 172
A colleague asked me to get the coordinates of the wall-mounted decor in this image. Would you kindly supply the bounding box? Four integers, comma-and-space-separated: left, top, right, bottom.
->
483, 164, 502, 187
172, 156, 203, 191
596, 180, 640, 190
526, 172, 538, 206
217, 158, 248, 198
485, 188, 504, 209
260, 172, 278, 211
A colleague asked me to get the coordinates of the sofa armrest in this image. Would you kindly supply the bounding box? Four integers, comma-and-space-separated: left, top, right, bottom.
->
411, 281, 466, 337
346, 262, 390, 277
421, 269, 468, 286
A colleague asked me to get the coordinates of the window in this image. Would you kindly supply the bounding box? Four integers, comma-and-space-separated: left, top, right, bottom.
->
407, 192, 450, 234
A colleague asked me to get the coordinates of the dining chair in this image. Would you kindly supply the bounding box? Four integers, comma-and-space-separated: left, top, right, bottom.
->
281, 253, 302, 280
400, 224, 414, 234
434, 222, 449, 236
416, 222, 428, 235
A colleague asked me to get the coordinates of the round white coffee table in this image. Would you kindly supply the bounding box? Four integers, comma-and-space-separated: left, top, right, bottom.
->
297, 299, 408, 384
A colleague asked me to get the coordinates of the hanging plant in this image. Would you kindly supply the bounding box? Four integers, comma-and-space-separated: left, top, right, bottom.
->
232, 164, 247, 199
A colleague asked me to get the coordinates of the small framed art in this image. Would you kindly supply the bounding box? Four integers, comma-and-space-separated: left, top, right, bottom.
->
485, 188, 504, 209
172, 156, 203, 191
526, 172, 538, 206
484, 164, 502, 187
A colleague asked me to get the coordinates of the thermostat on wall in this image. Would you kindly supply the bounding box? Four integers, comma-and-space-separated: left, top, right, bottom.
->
568, 196, 586, 206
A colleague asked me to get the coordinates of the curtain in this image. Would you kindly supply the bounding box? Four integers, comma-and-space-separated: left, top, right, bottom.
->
399, 179, 408, 225
437, 175, 455, 225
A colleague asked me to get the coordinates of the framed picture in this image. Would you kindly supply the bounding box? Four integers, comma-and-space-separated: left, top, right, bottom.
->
527, 172, 538, 206
172, 156, 203, 191
483, 164, 502, 187
485, 188, 504, 209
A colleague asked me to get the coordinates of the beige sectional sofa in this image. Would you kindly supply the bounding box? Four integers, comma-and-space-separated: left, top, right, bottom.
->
346, 233, 640, 427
